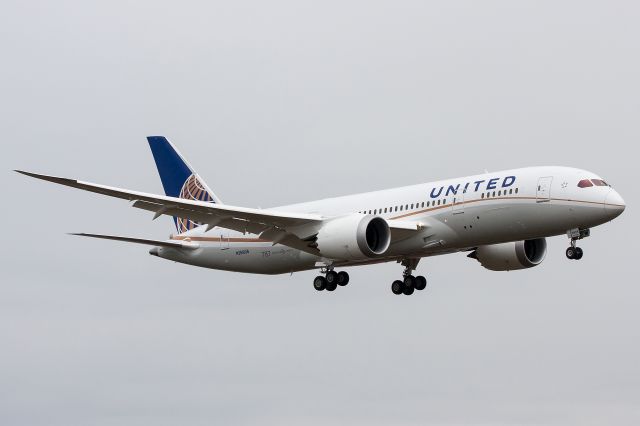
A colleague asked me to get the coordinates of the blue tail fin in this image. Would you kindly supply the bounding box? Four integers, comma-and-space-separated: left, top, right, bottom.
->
147, 136, 221, 233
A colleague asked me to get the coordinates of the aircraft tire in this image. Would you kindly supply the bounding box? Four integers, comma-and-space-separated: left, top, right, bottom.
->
337, 271, 350, 286
414, 275, 427, 291
566, 247, 576, 259
326, 281, 338, 291
313, 276, 326, 291
403, 275, 415, 289
575, 247, 583, 260
391, 280, 403, 295
403, 286, 415, 296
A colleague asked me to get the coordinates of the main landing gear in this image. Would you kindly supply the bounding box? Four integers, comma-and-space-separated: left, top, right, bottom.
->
391, 259, 427, 296
566, 228, 589, 260
313, 269, 350, 292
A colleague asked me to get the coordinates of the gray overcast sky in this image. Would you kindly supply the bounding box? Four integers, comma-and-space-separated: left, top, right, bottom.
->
1, 1, 638, 425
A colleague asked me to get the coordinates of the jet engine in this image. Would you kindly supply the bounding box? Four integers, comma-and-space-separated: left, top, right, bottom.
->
469, 238, 547, 271
313, 214, 391, 260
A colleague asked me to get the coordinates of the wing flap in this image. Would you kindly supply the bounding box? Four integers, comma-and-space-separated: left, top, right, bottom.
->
131, 200, 270, 235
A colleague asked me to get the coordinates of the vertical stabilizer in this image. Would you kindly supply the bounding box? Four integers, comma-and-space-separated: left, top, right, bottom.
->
147, 136, 221, 233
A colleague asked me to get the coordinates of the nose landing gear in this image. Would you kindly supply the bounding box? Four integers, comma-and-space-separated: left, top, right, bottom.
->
566, 228, 589, 260
566, 246, 583, 260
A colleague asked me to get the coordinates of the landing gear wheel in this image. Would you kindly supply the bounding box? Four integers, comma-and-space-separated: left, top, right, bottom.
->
414, 275, 427, 291
403, 286, 415, 296
325, 281, 337, 291
326, 271, 339, 285
337, 271, 350, 286
313, 276, 326, 291
403, 275, 415, 289
391, 280, 403, 295
566, 247, 576, 260
574, 247, 583, 260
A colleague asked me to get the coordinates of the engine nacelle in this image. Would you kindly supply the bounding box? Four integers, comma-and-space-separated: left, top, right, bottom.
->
315, 214, 391, 260
470, 238, 547, 271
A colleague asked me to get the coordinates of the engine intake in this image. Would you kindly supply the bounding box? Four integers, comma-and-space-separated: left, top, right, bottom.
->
314, 214, 391, 260
470, 238, 547, 271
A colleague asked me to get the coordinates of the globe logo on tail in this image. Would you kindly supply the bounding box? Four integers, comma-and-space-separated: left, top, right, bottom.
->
176, 174, 214, 233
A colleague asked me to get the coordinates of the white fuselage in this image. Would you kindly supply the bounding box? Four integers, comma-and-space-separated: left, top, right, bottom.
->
152, 166, 625, 274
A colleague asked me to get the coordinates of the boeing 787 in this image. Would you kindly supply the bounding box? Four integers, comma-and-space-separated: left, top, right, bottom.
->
17, 136, 626, 295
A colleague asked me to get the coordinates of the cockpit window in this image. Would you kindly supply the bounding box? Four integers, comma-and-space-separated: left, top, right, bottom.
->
591, 179, 608, 186
577, 179, 593, 188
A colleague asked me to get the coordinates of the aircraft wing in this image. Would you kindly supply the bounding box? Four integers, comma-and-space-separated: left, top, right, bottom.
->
17, 170, 424, 254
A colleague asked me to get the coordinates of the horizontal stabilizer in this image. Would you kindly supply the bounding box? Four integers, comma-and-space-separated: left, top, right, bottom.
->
69, 233, 199, 249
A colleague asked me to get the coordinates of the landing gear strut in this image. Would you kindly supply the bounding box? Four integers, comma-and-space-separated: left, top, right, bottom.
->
566, 228, 589, 260
391, 259, 427, 296
313, 267, 350, 292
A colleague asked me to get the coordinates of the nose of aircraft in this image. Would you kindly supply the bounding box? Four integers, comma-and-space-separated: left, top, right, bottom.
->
604, 188, 626, 219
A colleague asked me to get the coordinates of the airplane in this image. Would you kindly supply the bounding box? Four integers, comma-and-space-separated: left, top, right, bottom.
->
16, 136, 626, 295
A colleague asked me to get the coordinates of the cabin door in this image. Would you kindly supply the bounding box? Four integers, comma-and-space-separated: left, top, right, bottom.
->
452, 187, 465, 214
536, 176, 553, 202
219, 231, 230, 250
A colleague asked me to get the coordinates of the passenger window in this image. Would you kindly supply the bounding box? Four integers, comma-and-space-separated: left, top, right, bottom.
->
515, 188, 519, 194
492, 191, 496, 197
405, 204, 408, 210
509, 189, 513, 194
481, 193, 484, 199
578, 179, 593, 188
592, 179, 608, 186
421, 202, 424, 208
